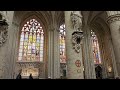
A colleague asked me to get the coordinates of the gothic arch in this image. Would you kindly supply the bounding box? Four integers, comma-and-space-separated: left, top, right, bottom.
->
20, 13, 47, 32
13, 11, 50, 78
89, 15, 115, 78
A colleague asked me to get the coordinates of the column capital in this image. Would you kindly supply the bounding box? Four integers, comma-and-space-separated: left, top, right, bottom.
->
48, 25, 58, 31
107, 14, 120, 24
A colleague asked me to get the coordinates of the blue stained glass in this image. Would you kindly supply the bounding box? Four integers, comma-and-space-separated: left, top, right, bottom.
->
20, 38, 24, 41
37, 39, 39, 42
96, 53, 99, 59
37, 37, 40, 40
25, 38, 28, 41
32, 48, 35, 54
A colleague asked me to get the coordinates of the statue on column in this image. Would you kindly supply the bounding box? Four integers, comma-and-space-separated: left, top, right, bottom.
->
71, 11, 82, 32
0, 18, 8, 47
70, 11, 83, 53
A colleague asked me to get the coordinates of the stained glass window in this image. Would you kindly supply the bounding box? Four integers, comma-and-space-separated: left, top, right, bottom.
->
18, 19, 44, 62
59, 24, 66, 63
91, 30, 101, 64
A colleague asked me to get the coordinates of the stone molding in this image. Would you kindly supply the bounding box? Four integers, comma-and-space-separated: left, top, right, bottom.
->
16, 61, 43, 68
107, 14, 120, 23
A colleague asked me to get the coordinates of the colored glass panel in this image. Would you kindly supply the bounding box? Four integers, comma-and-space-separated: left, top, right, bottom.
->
59, 24, 66, 63
18, 19, 44, 62
91, 30, 101, 64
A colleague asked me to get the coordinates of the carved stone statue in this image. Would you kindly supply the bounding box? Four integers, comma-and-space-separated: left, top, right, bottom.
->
71, 11, 83, 53
71, 11, 82, 31
0, 19, 8, 46
72, 31, 83, 53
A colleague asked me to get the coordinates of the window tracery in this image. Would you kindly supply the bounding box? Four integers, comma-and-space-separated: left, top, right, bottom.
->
18, 19, 44, 62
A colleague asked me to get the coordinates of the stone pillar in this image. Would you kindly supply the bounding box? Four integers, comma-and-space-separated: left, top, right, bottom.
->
48, 28, 54, 79
48, 26, 60, 79
100, 35, 118, 78
65, 11, 84, 79
99, 39, 108, 78
10, 22, 19, 79
83, 26, 96, 79
109, 37, 119, 78
4, 23, 17, 79
89, 31, 96, 79
107, 11, 120, 77
53, 28, 60, 79
47, 28, 51, 79
0, 11, 14, 79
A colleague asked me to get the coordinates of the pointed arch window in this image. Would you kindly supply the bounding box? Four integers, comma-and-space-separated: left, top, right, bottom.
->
91, 30, 101, 64
18, 19, 44, 62
59, 24, 66, 63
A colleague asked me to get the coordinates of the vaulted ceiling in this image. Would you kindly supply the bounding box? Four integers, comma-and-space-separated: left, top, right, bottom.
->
13, 11, 110, 37
13, 11, 64, 30
82, 11, 110, 39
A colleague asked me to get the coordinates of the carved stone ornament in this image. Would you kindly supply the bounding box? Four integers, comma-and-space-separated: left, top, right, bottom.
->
72, 31, 83, 53
71, 11, 83, 53
107, 14, 120, 24
0, 19, 8, 47
17, 61, 42, 67
70, 11, 82, 31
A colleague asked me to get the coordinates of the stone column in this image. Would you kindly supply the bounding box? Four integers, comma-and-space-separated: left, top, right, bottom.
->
65, 11, 84, 79
47, 28, 51, 79
107, 11, 120, 77
83, 26, 96, 79
99, 39, 108, 78
89, 31, 96, 79
4, 22, 17, 79
53, 28, 60, 79
109, 37, 118, 78
0, 11, 14, 79
48, 26, 60, 79
48, 27, 54, 79
10, 22, 19, 79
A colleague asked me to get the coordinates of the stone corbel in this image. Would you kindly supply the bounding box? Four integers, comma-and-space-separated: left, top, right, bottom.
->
72, 31, 83, 53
